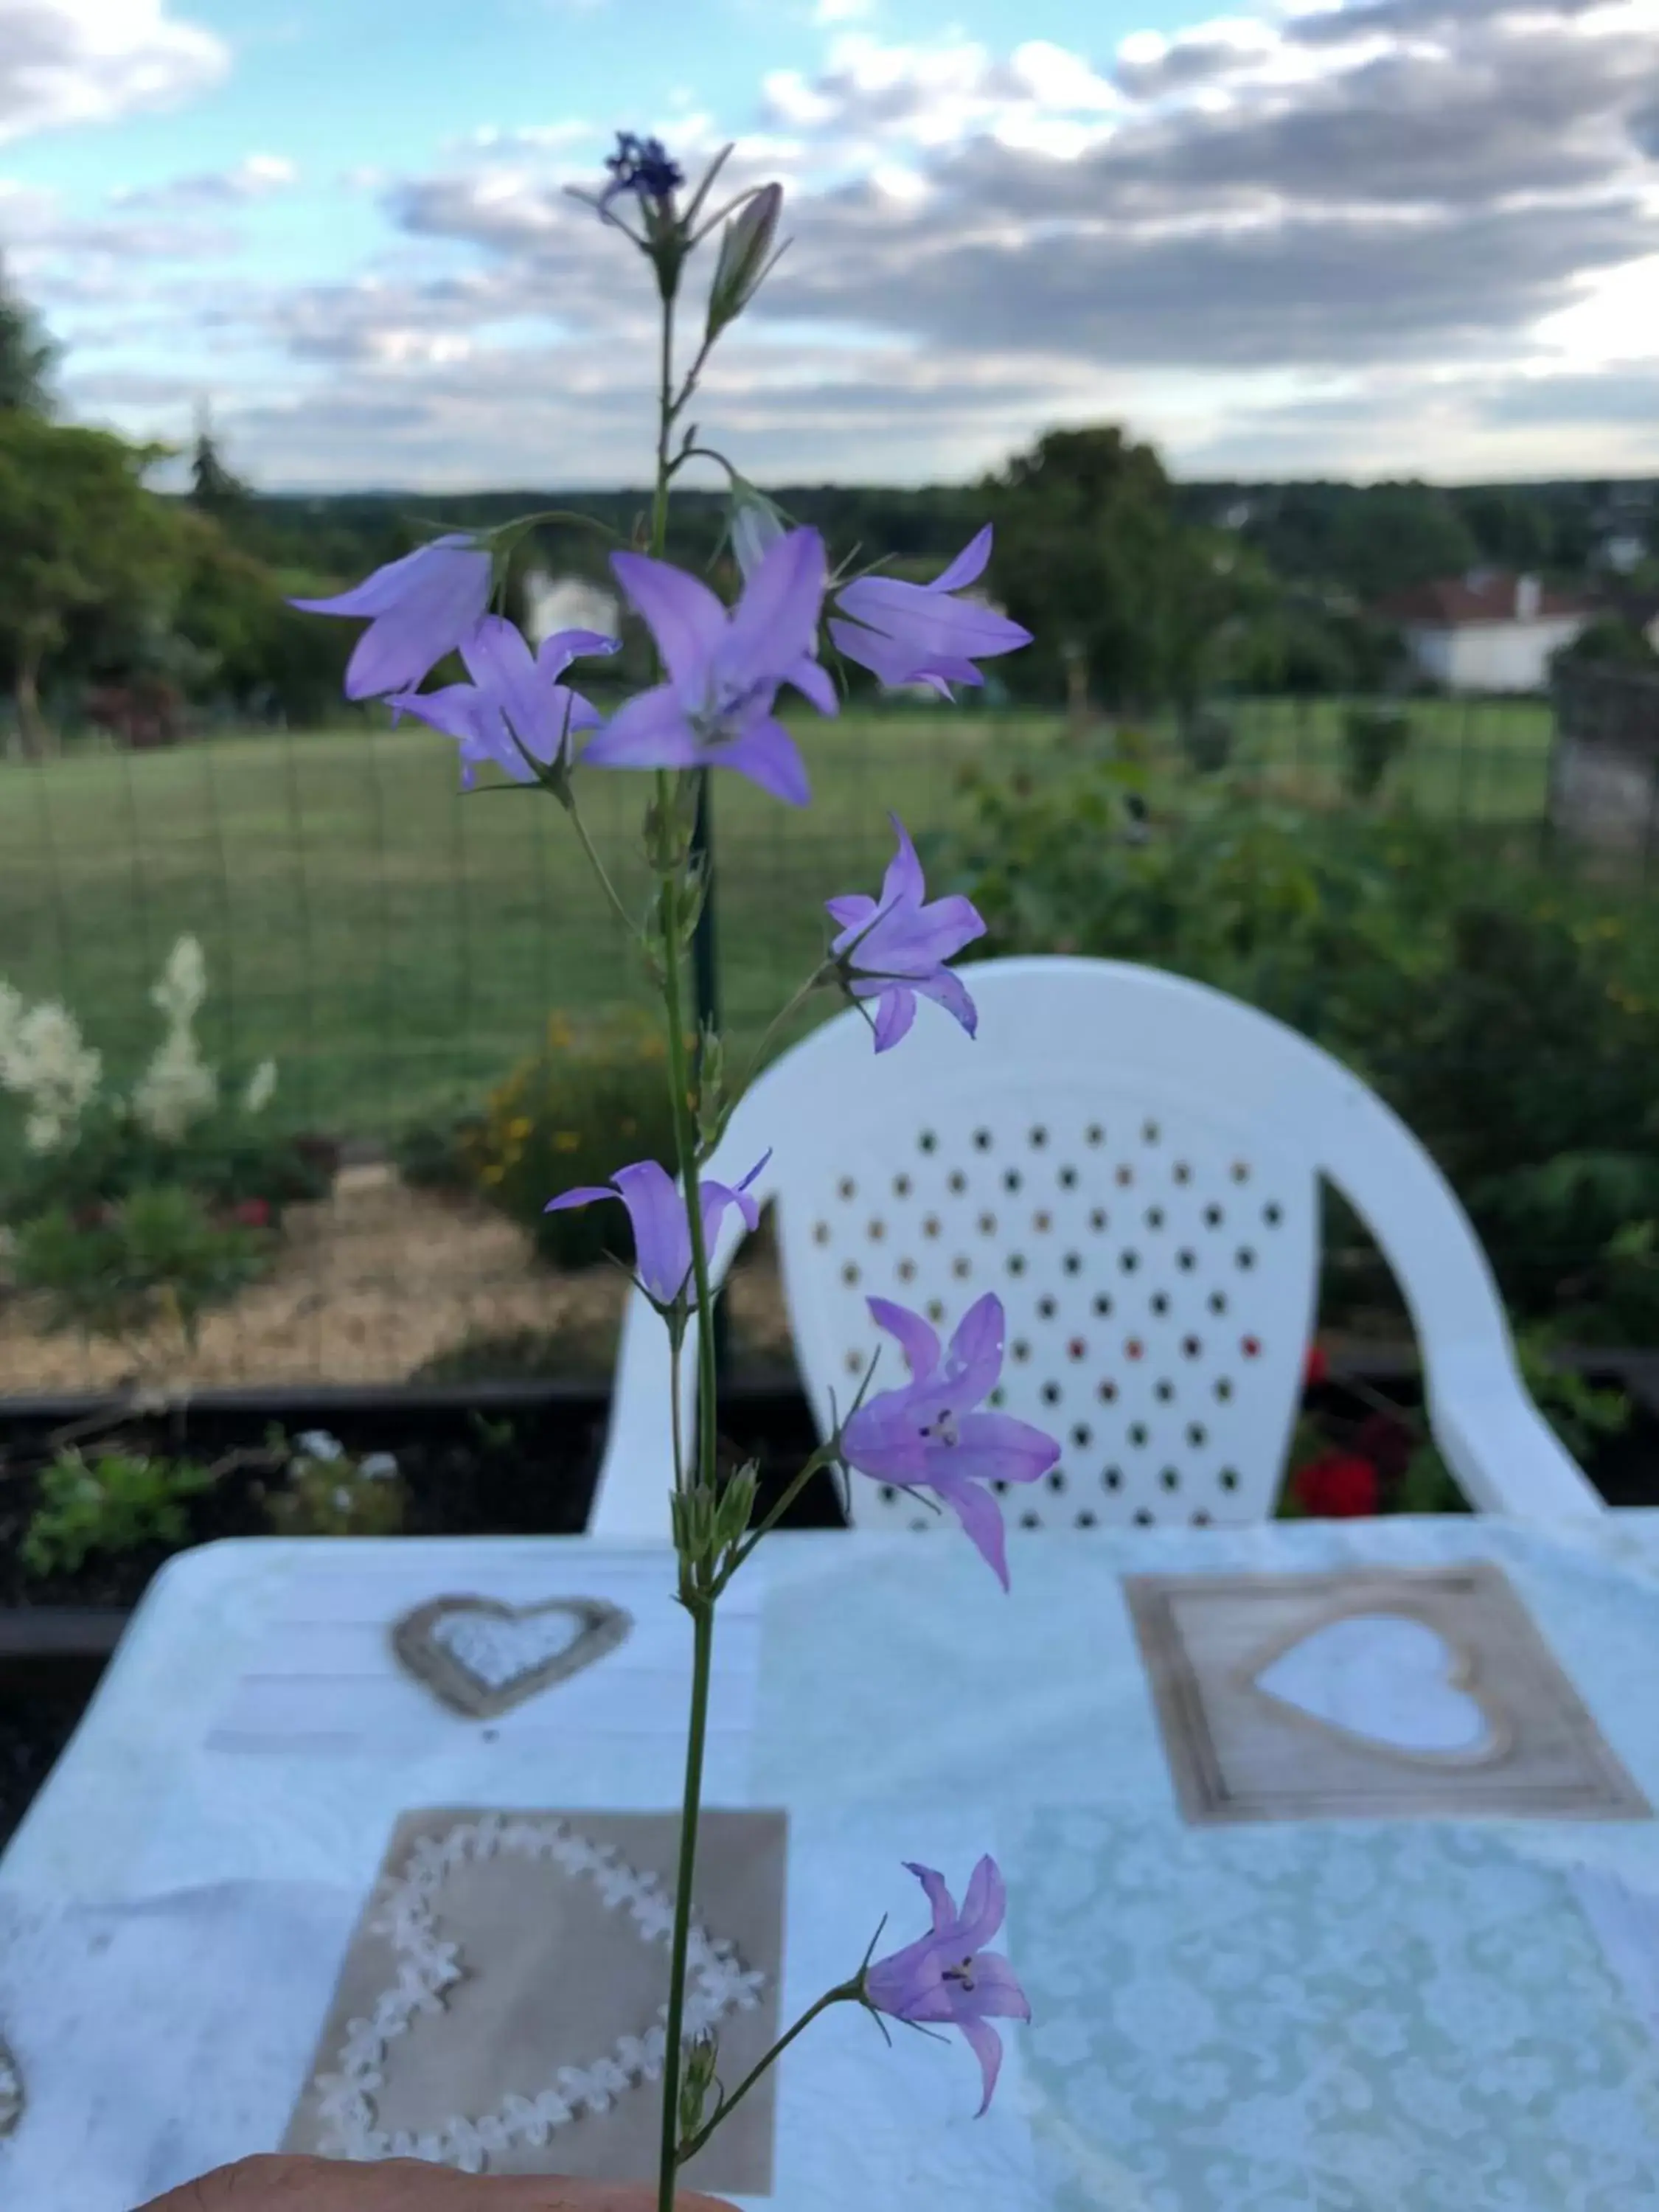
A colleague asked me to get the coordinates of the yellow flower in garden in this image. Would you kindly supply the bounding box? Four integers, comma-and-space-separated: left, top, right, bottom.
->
554, 1130, 581, 1152
508, 1117, 532, 1139
481, 1164, 505, 1185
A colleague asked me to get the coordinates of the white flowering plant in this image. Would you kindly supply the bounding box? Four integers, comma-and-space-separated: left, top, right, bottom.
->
261, 1426, 408, 1537
0, 937, 321, 1231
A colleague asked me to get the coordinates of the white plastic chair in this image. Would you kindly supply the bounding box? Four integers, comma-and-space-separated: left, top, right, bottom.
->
587, 956, 1602, 1539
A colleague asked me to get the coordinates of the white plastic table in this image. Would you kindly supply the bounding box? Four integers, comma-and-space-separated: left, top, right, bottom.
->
6, 1515, 1659, 2211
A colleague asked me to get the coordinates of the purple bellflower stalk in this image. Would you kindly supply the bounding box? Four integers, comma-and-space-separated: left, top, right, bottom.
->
291, 128, 1038, 2212
865, 1858, 1030, 2115
582, 526, 836, 805
289, 534, 493, 702
827, 814, 987, 1051
843, 1293, 1061, 1589
544, 1154, 768, 1310
386, 619, 618, 791
830, 526, 1032, 698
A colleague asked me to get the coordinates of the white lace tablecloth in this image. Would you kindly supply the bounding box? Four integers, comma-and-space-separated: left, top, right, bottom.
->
4, 1515, 1659, 2211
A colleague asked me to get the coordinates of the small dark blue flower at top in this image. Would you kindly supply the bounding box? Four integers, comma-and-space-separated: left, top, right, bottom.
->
604, 131, 684, 209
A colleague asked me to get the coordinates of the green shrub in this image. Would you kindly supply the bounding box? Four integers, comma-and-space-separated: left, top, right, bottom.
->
1340, 705, 1411, 799
392, 1116, 480, 1194
1, 1100, 329, 1225
947, 759, 1659, 1340
464, 1009, 684, 1268
21, 1447, 213, 1578
1178, 705, 1236, 775
13, 1182, 268, 1344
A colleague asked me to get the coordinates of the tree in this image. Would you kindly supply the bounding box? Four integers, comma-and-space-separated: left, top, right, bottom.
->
187, 399, 251, 515
1457, 487, 1553, 574
984, 425, 1225, 712
0, 415, 184, 753
0, 254, 57, 416
1550, 617, 1658, 680
164, 507, 353, 723
1324, 484, 1477, 605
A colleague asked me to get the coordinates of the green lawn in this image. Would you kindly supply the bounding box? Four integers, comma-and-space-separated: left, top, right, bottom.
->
0, 695, 1561, 1139
1188, 695, 1557, 822
0, 711, 1061, 1136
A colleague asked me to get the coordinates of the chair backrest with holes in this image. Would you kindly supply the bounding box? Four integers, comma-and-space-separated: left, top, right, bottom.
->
589, 956, 1531, 1539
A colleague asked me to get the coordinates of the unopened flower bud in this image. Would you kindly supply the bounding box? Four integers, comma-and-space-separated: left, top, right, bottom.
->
728, 479, 790, 585
706, 183, 783, 340
678, 2030, 721, 2136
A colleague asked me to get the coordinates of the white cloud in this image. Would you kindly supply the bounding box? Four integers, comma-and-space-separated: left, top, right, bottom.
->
108, 153, 297, 209
446, 121, 595, 155
0, 0, 226, 146
26, 0, 1659, 484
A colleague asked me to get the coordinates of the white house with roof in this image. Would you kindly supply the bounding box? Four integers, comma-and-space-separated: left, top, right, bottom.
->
1376, 571, 1593, 694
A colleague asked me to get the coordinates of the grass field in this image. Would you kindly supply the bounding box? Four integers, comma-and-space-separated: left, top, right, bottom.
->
0, 709, 1063, 1135
1189, 693, 1558, 821
0, 695, 1562, 1138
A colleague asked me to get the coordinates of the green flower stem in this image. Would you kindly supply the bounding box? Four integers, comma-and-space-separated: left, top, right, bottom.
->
657, 858, 721, 1492
718, 1440, 837, 1586
659, 1595, 716, 2212
650, 291, 677, 559
566, 791, 636, 939
647, 276, 731, 2212
676, 1981, 861, 2166
669, 1328, 687, 1502
665, 442, 739, 487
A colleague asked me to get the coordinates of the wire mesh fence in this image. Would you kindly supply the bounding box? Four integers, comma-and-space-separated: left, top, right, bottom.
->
0, 689, 1653, 1396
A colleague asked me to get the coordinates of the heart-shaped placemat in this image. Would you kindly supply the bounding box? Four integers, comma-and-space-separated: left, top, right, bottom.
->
0, 2031, 22, 2136
1125, 1562, 1650, 1823
1250, 1610, 1509, 1765
284, 1808, 785, 2194
392, 1596, 631, 1719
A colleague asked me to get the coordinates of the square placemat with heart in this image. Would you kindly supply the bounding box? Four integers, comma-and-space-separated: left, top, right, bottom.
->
1124, 1562, 1650, 1825
283, 1808, 785, 2193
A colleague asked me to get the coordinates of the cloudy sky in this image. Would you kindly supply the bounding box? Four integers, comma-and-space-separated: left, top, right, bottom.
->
1, 0, 1656, 490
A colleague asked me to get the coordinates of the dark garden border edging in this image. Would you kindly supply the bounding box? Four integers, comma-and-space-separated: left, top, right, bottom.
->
2, 1345, 1658, 1686
0, 1366, 824, 1680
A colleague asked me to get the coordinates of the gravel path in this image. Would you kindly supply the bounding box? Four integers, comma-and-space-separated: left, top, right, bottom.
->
0, 1166, 793, 1395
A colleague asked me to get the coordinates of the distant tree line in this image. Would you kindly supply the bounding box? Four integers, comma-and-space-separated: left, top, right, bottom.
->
1, 252, 1653, 745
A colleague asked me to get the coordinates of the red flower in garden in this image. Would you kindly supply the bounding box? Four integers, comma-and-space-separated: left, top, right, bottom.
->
1304, 1343, 1329, 1390
231, 1198, 272, 1230
1293, 1450, 1380, 1519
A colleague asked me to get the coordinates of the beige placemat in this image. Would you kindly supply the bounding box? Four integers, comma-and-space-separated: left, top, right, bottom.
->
1126, 1562, 1651, 1825
285, 1808, 785, 2194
